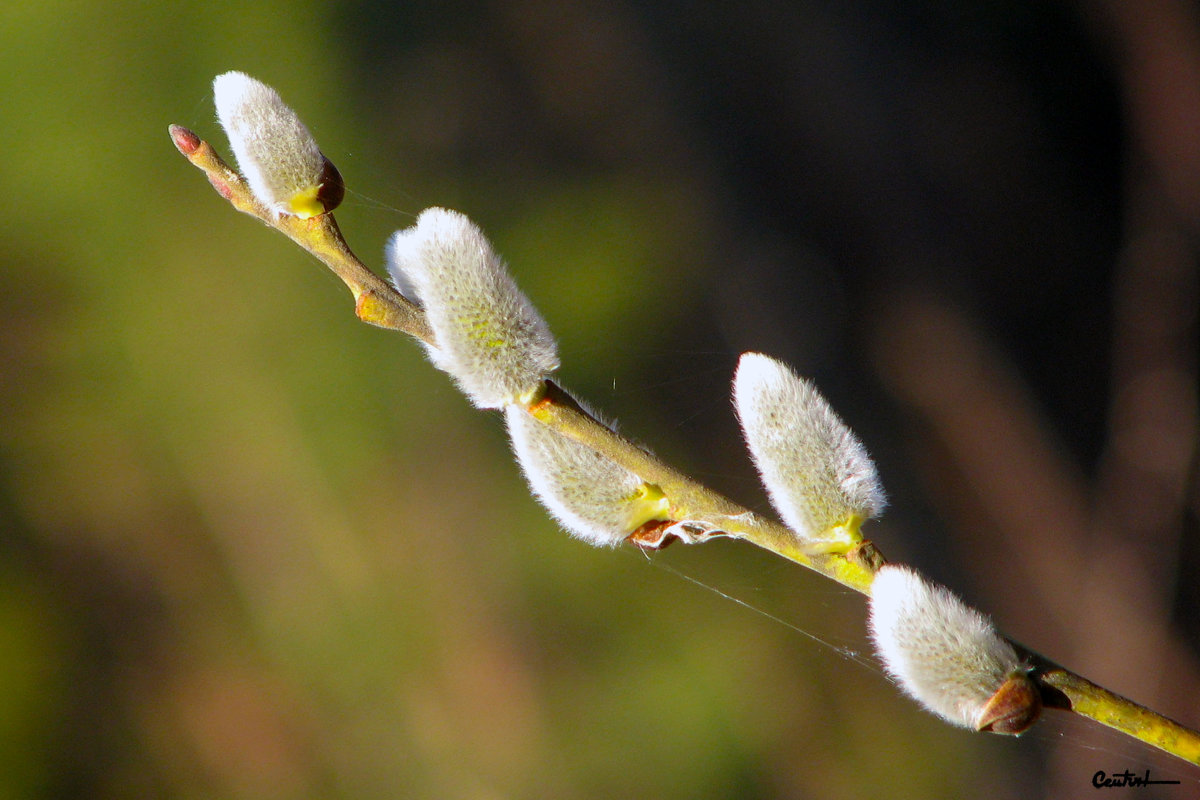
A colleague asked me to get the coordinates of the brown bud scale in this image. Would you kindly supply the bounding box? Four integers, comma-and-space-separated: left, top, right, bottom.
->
976, 672, 1042, 735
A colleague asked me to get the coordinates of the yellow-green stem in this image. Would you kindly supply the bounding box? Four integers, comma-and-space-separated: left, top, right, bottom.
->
525, 382, 880, 594
1033, 659, 1200, 766
169, 125, 429, 340
171, 125, 1200, 769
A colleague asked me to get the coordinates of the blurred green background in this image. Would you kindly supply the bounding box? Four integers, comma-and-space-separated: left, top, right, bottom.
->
2, 1, 1197, 797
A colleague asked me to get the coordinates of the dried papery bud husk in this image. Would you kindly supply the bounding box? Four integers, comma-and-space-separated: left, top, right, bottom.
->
213, 71, 344, 218
505, 406, 670, 547
733, 352, 885, 546
386, 208, 559, 408
869, 565, 1039, 734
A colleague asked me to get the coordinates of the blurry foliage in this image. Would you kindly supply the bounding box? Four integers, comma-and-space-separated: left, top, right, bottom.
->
0, 0, 1196, 798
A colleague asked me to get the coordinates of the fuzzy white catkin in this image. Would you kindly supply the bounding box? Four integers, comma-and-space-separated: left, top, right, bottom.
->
733, 352, 885, 541
869, 565, 1024, 730
387, 208, 559, 408
213, 71, 335, 218
505, 406, 668, 547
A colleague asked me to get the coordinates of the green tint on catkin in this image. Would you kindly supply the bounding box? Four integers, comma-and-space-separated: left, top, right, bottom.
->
386, 208, 559, 409
505, 406, 670, 547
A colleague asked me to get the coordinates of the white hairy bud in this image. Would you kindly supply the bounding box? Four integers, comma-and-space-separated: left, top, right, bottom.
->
213, 71, 344, 218
387, 208, 559, 408
869, 565, 1040, 734
733, 352, 885, 544
505, 406, 670, 547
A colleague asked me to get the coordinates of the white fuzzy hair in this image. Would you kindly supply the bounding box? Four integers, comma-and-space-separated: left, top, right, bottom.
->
213, 71, 328, 217
733, 352, 885, 541
387, 208, 559, 408
869, 565, 1023, 729
505, 406, 665, 547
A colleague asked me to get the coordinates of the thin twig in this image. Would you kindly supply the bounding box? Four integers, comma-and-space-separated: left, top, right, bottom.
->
169, 125, 429, 339
168, 123, 879, 593
170, 124, 1200, 768
1032, 655, 1200, 765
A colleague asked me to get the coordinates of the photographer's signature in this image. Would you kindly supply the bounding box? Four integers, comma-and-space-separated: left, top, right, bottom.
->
1092, 769, 1180, 789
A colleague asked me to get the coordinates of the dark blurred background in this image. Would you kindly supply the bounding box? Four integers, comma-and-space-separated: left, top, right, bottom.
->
1, 0, 1197, 797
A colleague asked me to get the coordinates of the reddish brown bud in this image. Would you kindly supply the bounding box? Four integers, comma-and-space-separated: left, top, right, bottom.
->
976, 672, 1042, 735
169, 125, 201, 156
314, 156, 345, 216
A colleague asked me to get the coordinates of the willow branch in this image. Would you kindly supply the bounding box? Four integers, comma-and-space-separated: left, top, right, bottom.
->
170, 124, 1200, 768
168, 122, 879, 593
